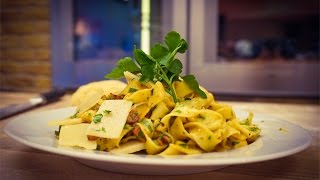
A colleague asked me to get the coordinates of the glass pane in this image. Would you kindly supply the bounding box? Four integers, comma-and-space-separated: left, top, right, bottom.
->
73, 0, 162, 61
218, 0, 319, 62
73, 0, 141, 61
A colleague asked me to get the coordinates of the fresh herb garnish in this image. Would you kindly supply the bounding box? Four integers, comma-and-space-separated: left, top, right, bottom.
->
138, 129, 145, 138
181, 75, 207, 99
128, 88, 138, 93
232, 141, 240, 146
70, 110, 79, 119
279, 127, 288, 132
105, 57, 140, 79
248, 126, 260, 132
93, 113, 103, 123
141, 119, 153, 132
55, 125, 62, 139
105, 31, 207, 102
179, 143, 188, 148
240, 118, 250, 125
103, 110, 111, 115
95, 127, 106, 132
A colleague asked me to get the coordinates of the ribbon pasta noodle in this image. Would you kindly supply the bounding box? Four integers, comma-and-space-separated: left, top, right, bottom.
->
51, 71, 261, 155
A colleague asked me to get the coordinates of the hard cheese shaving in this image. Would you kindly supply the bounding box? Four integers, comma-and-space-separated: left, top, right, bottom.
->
86, 100, 133, 138
110, 140, 145, 154
59, 123, 97, 149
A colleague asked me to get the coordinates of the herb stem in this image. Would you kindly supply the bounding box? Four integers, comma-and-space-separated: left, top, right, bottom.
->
157, 64, 178, 102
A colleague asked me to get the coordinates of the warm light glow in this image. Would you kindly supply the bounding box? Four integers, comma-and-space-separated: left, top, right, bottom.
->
141, 0, 150, 54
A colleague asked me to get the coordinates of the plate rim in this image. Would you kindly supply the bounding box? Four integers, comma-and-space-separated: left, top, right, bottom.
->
3, 107, 312, 167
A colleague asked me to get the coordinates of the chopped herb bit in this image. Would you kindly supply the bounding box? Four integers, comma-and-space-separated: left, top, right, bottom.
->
197, 114, 205, 120
147, 125, 153, 132
95, 127, 106, 132
279, 128, 288, 132
208, 135, 212, 140
248, 126, 260, 132
175, 110, 182, 113
70, 110, 79, 119
141, 119, 153, 132
179, 143, 188, 148
103, 110, 112, 115
128, 88, 138, 93
93, 114, 103, 123
55, 125, 62, 138
138, 129, 144, 138
123, 124, 131, 129
240, 118, 250, 125
232, 141, 240, 146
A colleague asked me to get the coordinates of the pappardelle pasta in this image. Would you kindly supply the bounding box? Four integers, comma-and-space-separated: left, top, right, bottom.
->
50, 31, 261, 155
50, 71, 261, 155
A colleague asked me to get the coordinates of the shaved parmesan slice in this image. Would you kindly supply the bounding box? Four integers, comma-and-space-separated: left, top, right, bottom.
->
86, 100, 133, 139
71, 80, 126, 106
110, 141, 145, 154
58, 123, 97, 149
77, 88, 104, 114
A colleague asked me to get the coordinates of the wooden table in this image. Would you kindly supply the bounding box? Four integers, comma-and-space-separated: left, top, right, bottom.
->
0, 91, 319, 180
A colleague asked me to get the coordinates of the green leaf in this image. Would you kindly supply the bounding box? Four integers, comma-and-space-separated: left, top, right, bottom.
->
151, 43, 169, 63
139, 63, 155, 83
105, 57, 140, 79
165, 70, 180, 81
167, 59, 182, 75
105, 31, 197, 103
177, 39, 188, 53
118, 57, 140, 72
105, 68, 124, 79
165, 31, 181, 52
134, 49, 152, 66
182, 75, 207, 99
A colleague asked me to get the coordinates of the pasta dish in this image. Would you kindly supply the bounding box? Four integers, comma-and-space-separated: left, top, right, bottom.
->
49, 31, 261, 155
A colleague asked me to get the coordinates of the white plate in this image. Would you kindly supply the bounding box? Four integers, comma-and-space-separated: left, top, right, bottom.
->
4, 107, 312, 175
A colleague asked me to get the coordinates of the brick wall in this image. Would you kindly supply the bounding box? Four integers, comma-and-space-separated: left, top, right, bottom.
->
0, 0, 52, 92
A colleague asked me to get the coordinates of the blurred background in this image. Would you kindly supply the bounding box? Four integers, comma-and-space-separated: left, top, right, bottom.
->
0, 0, 319, 101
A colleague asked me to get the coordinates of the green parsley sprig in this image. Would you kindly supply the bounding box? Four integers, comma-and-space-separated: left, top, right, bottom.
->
105, 31, 207, 102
